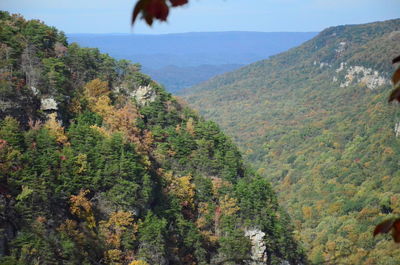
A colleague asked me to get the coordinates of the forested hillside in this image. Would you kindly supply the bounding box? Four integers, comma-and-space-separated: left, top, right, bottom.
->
0, 11, 306, 265
182, 19, 400, 264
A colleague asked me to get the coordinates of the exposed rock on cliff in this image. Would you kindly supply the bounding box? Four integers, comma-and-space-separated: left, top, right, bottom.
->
245, 228, 267, 265
40, 97, 58, 111
130, 85, 157, 105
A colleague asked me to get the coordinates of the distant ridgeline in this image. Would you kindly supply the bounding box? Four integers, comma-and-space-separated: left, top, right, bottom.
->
0, 11, 306, 265
68, 32, 317, 93
183, 19, 400, 263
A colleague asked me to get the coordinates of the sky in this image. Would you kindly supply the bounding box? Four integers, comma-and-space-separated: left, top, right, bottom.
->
1, 0, 399, 34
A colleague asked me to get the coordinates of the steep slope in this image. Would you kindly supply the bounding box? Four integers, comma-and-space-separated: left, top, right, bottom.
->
182, 19, 400, 264
0, 12, 306, 265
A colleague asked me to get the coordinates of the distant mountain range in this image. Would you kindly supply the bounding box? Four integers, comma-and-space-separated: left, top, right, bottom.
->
181, 19, 400, 263
68, 32, 317, 92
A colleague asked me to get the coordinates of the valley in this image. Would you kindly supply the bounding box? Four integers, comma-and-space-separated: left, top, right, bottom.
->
1, 7, 400, 265
182, 19, 400, 264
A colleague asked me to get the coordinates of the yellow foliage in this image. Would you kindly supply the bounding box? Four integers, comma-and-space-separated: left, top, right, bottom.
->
200, 230, 219, 244
75, 153, 88, 174
104, 249, 122, 265
302, 206, 313, 220
70, 190, 96, 229
327, 202, 342, 215
92, 95, 113, 117
186, 117, 195, 136
90, 125, 110, 137
0, 139, 21, 175
326, 240, 336, 252
196, 216, 207, 230
357, 207, 379, 219
142, 130, 154, 149
84, 85, 144, 152
104, 211, 134, 229
219, 195, 240, 216
100, 211, 137, 248
165, 173, 196, 208
315, 200, 325, 214
84, 79, 109, 102
102, 102, 143, 149
44, 113, 68, 144
196, 202, 210, 229
104, 103, 139, 132
129, 260, 150, 265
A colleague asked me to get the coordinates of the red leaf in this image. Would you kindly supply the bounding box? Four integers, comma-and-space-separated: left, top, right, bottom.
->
146, 0, 169, 21
169, 0, 188, 7
374, 218, 395, 236
392, 68, 400, 87
392, 219, 400, 242
388, 85, 400, 102
393, 55, 400, 65
132, 0, 147, 25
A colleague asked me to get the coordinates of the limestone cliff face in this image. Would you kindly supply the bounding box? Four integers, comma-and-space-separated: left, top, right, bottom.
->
40, 97, 58, 111
245, 228, 267, 265
334, 64, 388, 90
130, 85, 157, 105
395, 122, 400, 137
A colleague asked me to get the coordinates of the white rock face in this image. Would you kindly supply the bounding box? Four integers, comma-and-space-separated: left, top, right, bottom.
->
30, 86, 39, 96
339, 65, 388, 90
336, 62, 347, 73
40, 98, 58, 111
319, 62, 330, 69
130, 85, 156, 105
335, 42, 346, 55
245, 228, 267, 265
395, 122, 400, 137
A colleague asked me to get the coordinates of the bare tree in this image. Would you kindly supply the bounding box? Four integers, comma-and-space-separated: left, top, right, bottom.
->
21, 43, 42, 92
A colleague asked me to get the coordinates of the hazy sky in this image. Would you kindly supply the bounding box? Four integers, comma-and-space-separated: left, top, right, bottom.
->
2, 0, 399, 34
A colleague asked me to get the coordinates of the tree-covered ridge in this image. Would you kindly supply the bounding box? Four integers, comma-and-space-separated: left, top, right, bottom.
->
182, 19, 400, 263
0, 11, 305, 265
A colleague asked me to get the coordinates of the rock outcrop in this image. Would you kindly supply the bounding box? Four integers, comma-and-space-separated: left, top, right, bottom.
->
337, 65, 388, 90
130, 85, 157, 105
245, 228, 267, 265
395, 122, 400, 137
40, 97, 58, 111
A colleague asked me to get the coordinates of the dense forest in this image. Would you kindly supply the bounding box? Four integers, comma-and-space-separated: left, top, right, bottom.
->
0, 11, 306, 265
183, 19, 400, 264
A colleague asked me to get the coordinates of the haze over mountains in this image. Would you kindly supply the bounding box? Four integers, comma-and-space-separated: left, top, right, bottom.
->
182, 18, 400, 263
68, 32, 317, 92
